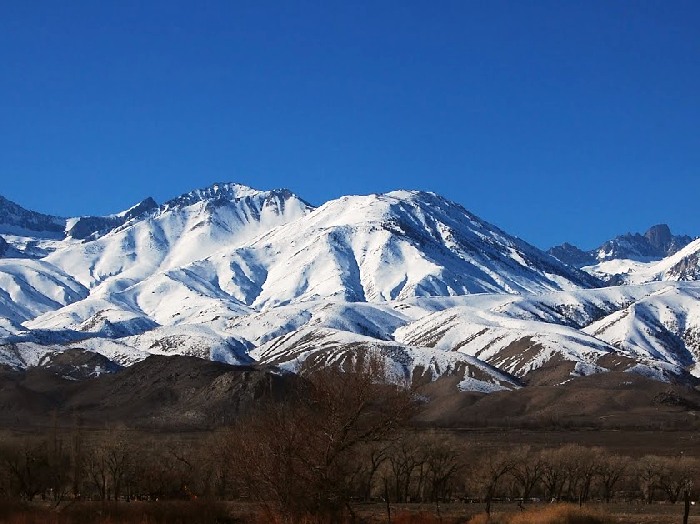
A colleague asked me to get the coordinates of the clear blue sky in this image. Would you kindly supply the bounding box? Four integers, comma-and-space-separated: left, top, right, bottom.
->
1, 1, 698, 249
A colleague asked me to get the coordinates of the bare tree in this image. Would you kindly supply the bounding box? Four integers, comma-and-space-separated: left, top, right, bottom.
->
0, 440, 50, 501
637, 455, 662, 505
385, 433, 424, 503
69, 421, 85, 500
229, 351, 415, 520
197, 431, 236, 500
472, 449, 517, 516
510, 446, 544, 502
657, 456, 697, 504
85, 428, 134, 501
85, 442, 109, 500
561, 445, 599, 506
540, 447, 568, 502
423, 432, 463, 504
596, 452, 629, 503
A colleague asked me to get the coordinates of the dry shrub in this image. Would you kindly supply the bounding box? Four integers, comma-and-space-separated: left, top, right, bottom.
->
251, 508, 327, 524
254, 508, 457, 524
466, 514, 491, 524
510, 504, 611, 524
392, 511, 443, 524
467, 505, 612, 524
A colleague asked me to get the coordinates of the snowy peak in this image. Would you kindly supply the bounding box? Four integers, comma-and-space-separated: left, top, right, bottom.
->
164, 182, 264, 207
597, 223, 693, 262
0, 195, 65, 237
65, 182, 313, 241
66, 197, 159, 240
644, 224, 674, 252
230, 189, 599, 308
582, 237, 700, 286
45, 181, 314, 291
119, 197, 159, 219
161, 182, 312, 212
549, 224, 695, 268
0, 193, 161, 252
547, 242, 594, 268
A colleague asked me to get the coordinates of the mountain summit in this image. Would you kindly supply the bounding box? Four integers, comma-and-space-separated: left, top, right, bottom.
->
0, 195, 65, 237
549, 224, 694, 268
66, 197, 159, 240
210, 189, 600, 307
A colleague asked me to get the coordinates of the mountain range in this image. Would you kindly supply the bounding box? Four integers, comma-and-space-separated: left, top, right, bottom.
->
1, 182, 700, 394
549, 224, 694, 269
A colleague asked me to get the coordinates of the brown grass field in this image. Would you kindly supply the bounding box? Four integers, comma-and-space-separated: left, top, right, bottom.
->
356, 501, 700, 523
0, 501, 698, 523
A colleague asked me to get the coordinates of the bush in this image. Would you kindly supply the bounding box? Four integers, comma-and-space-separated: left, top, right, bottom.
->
391, 511, 445, 524
467, 504, 612, 524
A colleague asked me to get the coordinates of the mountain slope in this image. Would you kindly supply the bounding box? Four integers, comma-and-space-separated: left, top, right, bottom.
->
549, 224, 694, 268
585, 238, 700, 285
45, 183, 312, 292
23, 283, 700, 391
583, 283, 700, 370
0, 195, 65, 237
65, 197, 159, 240
637, 238, 700, 283
24, 188, 599, 336
0, 194, 163, 258
394, 283, 694, 384
181, 190, 600, 310
249, 326, 518, 393
0, 259, 88, 324
0, 355, 296, 429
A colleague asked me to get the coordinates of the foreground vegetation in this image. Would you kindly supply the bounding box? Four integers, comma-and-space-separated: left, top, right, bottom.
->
1, 357, 699, 523
0, 500, 698, 524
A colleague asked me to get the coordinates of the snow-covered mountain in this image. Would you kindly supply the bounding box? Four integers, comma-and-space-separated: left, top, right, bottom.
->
581, 237, 700, 286
583, 283, 700, 372
46, 183, 313, 291
65, 197, 159, 240
549, 224, 694, 268
0, 195, 65, 237
167, 190, 599, 311
16, 186, 599, 333
0, 193, 162, 258
0, 236, 14, 258
0, 259, 88, 324
1, 182, 699, 393
395, 283, 698, 383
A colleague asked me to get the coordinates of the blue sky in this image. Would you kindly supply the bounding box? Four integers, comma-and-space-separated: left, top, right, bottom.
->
1, 1, 698, 250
